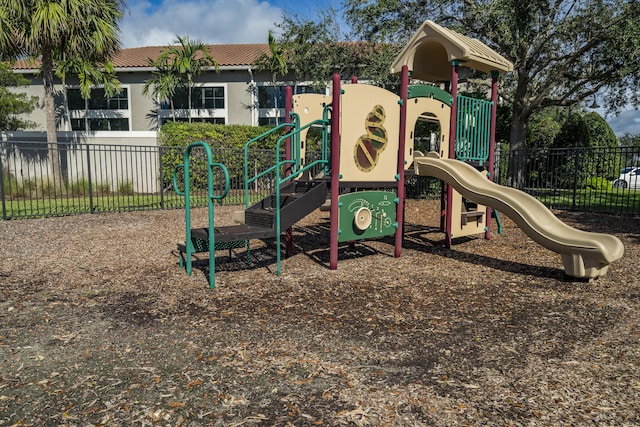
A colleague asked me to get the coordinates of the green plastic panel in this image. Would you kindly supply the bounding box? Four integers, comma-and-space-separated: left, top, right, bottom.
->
407, 85, 454, 106
455, 95, 493, 162
338, 190, 397, 242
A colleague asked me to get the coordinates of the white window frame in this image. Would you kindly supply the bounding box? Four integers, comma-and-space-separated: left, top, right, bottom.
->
158, 83, 228, 124
255, 82, 326, 126
67, 84, 132, 132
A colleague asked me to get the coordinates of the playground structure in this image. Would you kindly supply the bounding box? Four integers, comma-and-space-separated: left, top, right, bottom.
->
174, 21, 624, 288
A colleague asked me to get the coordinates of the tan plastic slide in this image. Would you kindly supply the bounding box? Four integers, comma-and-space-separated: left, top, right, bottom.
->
413, 152, 625, 279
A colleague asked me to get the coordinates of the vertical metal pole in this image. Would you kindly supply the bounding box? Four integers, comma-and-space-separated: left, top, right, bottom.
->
329, 74, 341, 270
0, 142, 6, 220
485, 71, 499, 240
572, 149, 579, 210
285, 86, 293, 177
86, 143, 94, 213
394, 65, 408, 258
285, 86, 294, 258
159, 146, 165, 209
445, 60, 460, 249
348, 75, 358, 250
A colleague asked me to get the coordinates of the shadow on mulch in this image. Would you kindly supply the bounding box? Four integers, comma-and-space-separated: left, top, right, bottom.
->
182, 218, 578, 284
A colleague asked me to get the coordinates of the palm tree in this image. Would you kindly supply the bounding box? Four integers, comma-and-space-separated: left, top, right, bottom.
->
156, 35, 218, 123
142, 55, 181, 125
253, 30, 289, 124
0, 0, 123, 187
56, 55, 122, 131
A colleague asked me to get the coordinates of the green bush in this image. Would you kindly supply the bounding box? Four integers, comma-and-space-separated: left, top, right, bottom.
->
1, 167, 20, 197
586, 176, 612, 190
159, 122, 285, 149
159, 122, 288, 191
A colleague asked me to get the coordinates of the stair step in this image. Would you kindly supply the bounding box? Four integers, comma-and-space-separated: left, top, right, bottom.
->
245, 210, 274, 229
461, 210, 484, 225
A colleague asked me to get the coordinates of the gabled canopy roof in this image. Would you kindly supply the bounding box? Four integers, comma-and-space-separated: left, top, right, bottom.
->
390, 20, 513, 82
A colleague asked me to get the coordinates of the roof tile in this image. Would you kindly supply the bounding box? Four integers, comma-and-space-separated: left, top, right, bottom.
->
12, 44, 269, 70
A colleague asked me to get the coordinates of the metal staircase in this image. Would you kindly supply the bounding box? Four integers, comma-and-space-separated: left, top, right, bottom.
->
188, 179, 327, 246
175, 111, 331, 288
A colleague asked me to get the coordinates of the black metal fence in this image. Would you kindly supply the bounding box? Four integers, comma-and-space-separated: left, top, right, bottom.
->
1, 140, 639, 219
495, 146, 640, 214
0, 141, 281, 219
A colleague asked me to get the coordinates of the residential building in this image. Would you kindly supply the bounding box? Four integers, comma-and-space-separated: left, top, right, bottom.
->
10, 43, 322, 138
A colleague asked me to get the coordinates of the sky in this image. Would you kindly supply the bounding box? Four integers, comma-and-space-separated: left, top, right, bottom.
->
120, 0, 638, 137
120, 0, 341, 47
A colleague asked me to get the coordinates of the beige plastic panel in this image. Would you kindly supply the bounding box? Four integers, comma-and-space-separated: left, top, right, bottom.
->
292, 94, 332, 167
339, 84, 401, 182
450, 183, 486, 238
405, 96, 451, 167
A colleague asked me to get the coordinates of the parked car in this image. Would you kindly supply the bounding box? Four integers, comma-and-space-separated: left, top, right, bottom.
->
613, 167, 640, 189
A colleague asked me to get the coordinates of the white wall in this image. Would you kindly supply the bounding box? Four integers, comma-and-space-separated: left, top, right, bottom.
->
1, 131, 161, 193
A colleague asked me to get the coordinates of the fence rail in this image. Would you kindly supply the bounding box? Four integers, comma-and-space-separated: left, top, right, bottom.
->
498, 146, 640, 215
1, 141, 639, 219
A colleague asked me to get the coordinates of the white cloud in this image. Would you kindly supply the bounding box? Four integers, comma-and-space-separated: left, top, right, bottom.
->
607, 109, 640, 136
120, 0, 283, 47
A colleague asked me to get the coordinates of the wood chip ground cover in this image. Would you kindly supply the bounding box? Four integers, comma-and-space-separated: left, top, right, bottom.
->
0, 199, 638, 426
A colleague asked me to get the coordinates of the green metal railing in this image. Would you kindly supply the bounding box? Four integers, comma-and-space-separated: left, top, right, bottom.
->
242, 109, 331, 275
173, 141, 230, 288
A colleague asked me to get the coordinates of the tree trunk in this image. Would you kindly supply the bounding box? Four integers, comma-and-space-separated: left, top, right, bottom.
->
506, 70, 531, 188
272, 74, 278, 123
41, 48, 66, 195
84, 99, 90, 132
187, 75, 192, 123
507, 111, 528, 188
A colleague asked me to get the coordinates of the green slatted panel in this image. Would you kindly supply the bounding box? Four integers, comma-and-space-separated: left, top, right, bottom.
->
455, 95, 493, 162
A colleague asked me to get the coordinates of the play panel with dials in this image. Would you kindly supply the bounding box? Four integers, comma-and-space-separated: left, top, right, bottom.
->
337, 190, 398, 242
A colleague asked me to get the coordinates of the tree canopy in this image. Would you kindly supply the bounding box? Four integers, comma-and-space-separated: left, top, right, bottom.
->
343, 0, 640, 152
0, 0, 124, 184
0, 62, 37, 131
145, 35, 218, 124
274, 9, 400, 89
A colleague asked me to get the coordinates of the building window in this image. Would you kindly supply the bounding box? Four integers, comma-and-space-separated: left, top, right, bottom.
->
258, 86, 285, 109
164, 86, 225, 110
257, 85, 320, 126
197, 87, 225, 109
67, 87, 130, 131
158, 85, 227, 125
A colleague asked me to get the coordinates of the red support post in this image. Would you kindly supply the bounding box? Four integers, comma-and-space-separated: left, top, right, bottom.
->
394, 65, 409, 258
285, 86, 293, 177
485, 71, 499, 241
329, 74, 341, 270
445, 61, 460, 249
349, 75, 357, 250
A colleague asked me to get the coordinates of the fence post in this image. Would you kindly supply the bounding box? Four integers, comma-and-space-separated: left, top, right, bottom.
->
572, 149, 579, 210
159, 146, 165, 209
0, 142, 6, 220
86, 143, 94, 213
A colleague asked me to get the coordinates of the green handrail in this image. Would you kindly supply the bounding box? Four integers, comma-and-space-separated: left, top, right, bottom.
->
242, 114, 331, 275
174, 141, 230, 288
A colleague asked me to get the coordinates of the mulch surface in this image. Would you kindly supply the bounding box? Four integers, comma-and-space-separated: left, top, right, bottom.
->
1, 199, 639, 426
